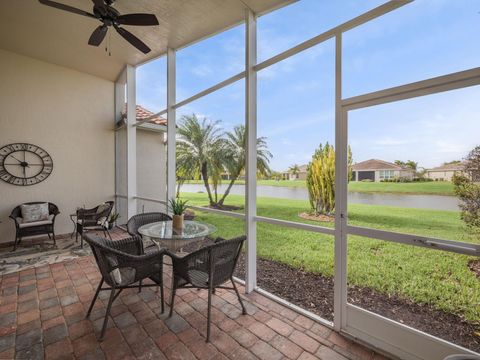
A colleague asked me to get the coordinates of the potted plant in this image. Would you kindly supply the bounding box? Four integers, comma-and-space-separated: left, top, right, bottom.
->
107, 211, 120, 230
169, 198, 188, 230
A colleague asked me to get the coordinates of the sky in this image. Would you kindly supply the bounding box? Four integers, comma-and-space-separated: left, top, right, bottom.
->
136, 0, 480, 171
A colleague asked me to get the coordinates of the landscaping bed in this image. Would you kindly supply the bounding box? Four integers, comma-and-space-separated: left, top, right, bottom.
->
234, 253, 480, 352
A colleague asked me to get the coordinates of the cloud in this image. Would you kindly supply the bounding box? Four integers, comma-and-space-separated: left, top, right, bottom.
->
191, 64, 213, 77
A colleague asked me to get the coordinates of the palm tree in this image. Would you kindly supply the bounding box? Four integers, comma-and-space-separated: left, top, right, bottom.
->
176, 114, 225, 205
175, 154, 198, 198
288, 164, 301, 179
217, 125, 272, 206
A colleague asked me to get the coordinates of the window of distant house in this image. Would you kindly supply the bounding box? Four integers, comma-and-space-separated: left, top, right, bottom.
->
379, 170, 395, 180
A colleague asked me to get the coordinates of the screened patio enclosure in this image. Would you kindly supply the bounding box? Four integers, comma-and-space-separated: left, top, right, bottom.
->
112, 1, 480, 359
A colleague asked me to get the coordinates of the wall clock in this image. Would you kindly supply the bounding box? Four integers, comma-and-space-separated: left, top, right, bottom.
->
0, 143, 53, 186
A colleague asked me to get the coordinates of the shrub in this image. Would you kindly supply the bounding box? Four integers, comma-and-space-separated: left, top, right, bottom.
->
452, 174, 480, 232
306, 143, 353, 215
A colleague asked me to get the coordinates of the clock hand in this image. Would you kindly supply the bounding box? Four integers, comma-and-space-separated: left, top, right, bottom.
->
11, 155, 23, 163
23, 166, 26, 178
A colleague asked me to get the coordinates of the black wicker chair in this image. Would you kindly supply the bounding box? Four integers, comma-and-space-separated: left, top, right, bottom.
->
127, 212, 172, 292
127, 212, 172, 239
76, 201, 114, 247
167, 235, 247, 342
9, 202, 60, 251
84, 234, 166, 340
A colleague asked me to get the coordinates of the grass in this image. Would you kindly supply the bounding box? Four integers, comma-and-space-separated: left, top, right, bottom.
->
182, 192, 480, 324
348, 180, 454, 195
184, 179, 455, 195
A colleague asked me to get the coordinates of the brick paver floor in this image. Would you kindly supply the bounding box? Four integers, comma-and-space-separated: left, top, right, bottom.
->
0, 242, 391, 359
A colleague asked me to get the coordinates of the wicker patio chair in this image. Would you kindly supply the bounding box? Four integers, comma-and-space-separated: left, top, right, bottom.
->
126, 212, 173, 292
167, 235, 247, 342
126, 212, 172, 240
84, 234, 166, 340
76, 201, 114, 247
9, 202, 60, 251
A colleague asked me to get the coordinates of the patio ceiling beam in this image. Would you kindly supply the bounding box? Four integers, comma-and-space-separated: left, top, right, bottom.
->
254, 216, 335, 235
347, 225, 480, 257
126, 65, 137, 219
342, 66, 480, 110
245, 8, 257, 294
189, 205, 246, 219
334, 33, 348, 332
134, 109, 168, 127
167, 47, 176, 205
173, 71, 246, 110
254, 0, 412, 73
114, 69, 126, 210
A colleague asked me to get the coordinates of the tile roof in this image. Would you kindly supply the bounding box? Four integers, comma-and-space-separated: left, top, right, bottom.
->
352, 159, 411, 171
121, 105, 167, 126
427, 162, 466, 172
135, 105, 167, 125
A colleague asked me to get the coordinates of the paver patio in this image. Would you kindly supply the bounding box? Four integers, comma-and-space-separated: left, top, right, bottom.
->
0, 232, 390, 360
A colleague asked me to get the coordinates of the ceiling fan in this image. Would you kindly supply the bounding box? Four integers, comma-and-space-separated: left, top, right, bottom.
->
38, 0, 159, 54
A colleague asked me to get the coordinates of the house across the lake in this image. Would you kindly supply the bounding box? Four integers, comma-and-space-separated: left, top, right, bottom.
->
426, 162, 466, 181
283, 164, 308, 180
351, 159, 415, 182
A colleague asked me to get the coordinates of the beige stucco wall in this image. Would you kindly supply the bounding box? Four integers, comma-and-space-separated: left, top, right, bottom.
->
136, 128, 167, 213
426, 170, 461, 182
0, 49, 114, 245
398, 170, 415, 180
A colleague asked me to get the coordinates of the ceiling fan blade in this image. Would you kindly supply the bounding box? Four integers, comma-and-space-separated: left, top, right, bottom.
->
114, 26, 151, 54
88, 25, 108, 46
38, 0, 97, 19
117, 13, 159, 26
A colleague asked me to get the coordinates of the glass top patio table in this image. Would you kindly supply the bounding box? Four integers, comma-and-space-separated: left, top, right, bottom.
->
138, 220, 217, 252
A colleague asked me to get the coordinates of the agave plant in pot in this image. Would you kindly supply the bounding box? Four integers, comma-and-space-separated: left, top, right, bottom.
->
107, 211, 120, 230
169, 198, 189, 230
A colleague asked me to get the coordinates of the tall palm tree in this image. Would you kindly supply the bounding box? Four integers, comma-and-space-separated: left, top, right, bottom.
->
175, 153, 198, 198
176, 114, 225, 205
218, 125, 272, 206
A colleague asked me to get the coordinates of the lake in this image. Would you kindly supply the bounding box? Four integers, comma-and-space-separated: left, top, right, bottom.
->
181, 184, 460, 211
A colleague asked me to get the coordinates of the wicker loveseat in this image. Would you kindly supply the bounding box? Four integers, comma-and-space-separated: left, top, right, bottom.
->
9, 202, 60, 251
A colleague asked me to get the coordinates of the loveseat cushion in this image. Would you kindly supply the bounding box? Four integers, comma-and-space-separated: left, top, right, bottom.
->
17, 214, 54, 228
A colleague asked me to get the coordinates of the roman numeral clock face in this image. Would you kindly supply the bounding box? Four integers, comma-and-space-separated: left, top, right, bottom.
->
0, 143, 53, 186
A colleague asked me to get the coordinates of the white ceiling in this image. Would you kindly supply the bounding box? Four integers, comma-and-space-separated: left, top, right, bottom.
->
0, 0, 294, 81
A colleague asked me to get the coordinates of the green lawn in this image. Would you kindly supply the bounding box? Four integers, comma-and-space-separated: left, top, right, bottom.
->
182, 192, 480, 324
348, 180, 454, 195
184, 179, 455, 195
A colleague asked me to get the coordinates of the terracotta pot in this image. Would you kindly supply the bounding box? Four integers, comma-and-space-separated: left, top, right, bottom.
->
172, 214, 184, 230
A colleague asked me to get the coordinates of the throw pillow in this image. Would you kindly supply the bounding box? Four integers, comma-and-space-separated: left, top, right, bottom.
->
21, 203, 49, 223
96, 203, 110, 214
